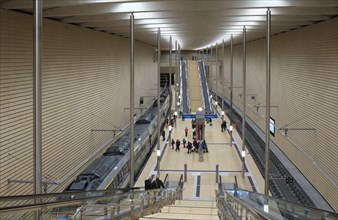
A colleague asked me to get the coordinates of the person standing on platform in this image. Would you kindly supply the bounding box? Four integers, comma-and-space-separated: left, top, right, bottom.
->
145, 177, 152, 190
161, 130, 165, 141
152, 176, 165, 189
221, 120, 227, 132
175, 139, 181, 151
187, 141, 192, 153
182, 138, 186, 148
184, 127, 189, 137
171, 139, 175, 149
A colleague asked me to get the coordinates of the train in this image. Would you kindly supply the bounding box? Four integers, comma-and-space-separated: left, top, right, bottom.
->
65, 87, 170, 192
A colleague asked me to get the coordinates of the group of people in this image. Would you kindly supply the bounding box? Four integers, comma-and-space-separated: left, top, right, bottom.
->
171, 137, 209, 154
144, 175, 165, 190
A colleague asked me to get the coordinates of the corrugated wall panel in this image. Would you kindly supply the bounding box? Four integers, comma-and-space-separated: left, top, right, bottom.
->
219, 18, 337, 211
0, 9, 157, 196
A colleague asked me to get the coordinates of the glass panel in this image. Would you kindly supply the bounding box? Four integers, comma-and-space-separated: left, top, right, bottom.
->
0, 187, 182, 220
222, 189, 338, 220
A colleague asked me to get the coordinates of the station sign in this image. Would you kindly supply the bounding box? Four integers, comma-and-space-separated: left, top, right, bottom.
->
182, 114, 218, 119
205, 114, 218, 119
182, 114, 196, 119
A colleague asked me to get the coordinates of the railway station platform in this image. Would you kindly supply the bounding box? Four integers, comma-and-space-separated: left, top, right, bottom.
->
134, 86, 267, 200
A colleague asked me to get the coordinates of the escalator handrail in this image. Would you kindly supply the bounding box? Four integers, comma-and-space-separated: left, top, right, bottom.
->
0, 186, 180, 214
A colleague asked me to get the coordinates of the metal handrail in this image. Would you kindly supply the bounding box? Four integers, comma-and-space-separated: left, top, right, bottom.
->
224, 190, 272, 219
163, 173, 169, 185
217, 183, 338, 220
0, 189, 127, 202
0, 187, 182, 217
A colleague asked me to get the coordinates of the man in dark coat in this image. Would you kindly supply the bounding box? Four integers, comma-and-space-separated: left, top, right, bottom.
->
175, 139, 181, 151
152, 176, 165, 189
161, 130, 165, 141
145, 177, 152, 190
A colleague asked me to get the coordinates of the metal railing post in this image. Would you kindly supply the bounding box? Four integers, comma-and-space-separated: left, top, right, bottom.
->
130, 199, 134, 219
141, 198, 144, 217
216, 165, 219, 183
110, 206, 115, 220
80, 206, 83, 220
184, 164, 187, 182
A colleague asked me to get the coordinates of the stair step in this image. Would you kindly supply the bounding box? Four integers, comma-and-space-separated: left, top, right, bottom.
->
141, 212, 219, 220
161, 206, 218, 215
174, 200, 216, 208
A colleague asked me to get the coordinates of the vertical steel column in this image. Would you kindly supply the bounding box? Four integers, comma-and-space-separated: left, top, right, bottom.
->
33, 0, 42, 195
178, 43, 181, 104
175, 40, 178, 113
210, 46, 213, 93
215, 43, 218, 105
230, 35, 233, 147
264, 8, 271, 196
169, 36, 172, 89
129, 13, 135, 186
208, 46, 211, 79
207, 47, 209, 64
157, 28, 161, 177
222, 40, 225, 112
242, 26, 247, 179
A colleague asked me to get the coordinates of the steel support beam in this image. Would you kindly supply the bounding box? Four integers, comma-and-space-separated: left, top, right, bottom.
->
33, 0, 42, 195
129, 13, 135, 187
242, 26, 247, 179
230, 35, 233, 147
215, 43, 218, 105
169, 36, 172, 89
222, 39, 225, 112
264, 8, 272, 197
157, 28, 161, 177
175, 40, 178, 114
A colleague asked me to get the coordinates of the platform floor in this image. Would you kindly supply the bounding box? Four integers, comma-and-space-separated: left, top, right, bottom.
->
134, 86, 269, 199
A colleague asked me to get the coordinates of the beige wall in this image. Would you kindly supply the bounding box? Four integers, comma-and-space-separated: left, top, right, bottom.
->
0, 9, 157, 195
210, 18, 338, 211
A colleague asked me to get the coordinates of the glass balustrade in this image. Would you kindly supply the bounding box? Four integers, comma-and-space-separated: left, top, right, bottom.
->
0, 187, 182, 220
217, 186, 338, 220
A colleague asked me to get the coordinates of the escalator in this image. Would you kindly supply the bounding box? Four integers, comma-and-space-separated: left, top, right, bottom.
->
180, 59, 190, 114
187, 60, 203, 112
179, 59, 212, 114
197, 60, 212, 113
217, 183, 338, 220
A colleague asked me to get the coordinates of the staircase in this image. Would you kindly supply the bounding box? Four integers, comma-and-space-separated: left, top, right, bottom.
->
140, 199, 219, 220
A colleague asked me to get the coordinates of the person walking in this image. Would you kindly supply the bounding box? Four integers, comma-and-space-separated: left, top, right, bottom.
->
171, 138, 175, 149
184, 127, 189, 137
187, 141, 192, 153
145, 177, 152, 190
182, 138, 186, 148
175, 139, 181, 151
161, 130, 165, 141
152, 176, 165, 189
221, 120, 227, 132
